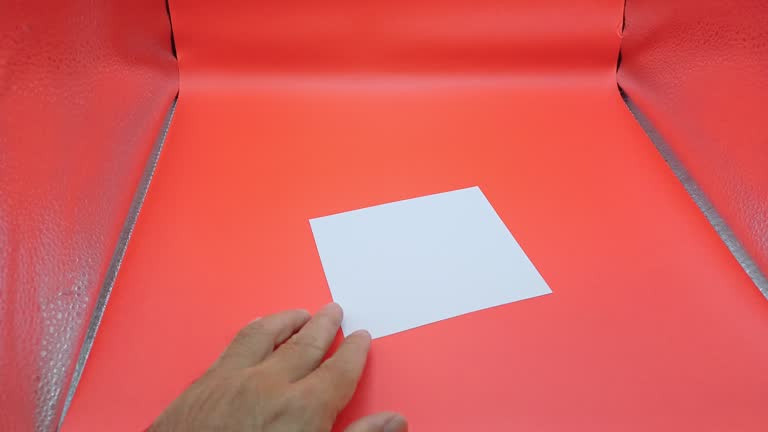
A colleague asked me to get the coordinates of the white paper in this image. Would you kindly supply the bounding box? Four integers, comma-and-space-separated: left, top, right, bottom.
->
309, 186, 551, 339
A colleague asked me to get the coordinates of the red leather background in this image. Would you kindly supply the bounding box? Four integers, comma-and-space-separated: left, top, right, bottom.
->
0, 1, 177, 430
63, 1, 768, 431
618, 0, 768, 281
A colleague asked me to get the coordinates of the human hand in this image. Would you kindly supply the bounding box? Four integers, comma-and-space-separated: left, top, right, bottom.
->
150, 303, 407, 432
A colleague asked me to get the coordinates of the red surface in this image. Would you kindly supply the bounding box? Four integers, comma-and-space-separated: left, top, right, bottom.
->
64, 1, 768, 431
0, 1, 177, 430
619, 0, 768, 278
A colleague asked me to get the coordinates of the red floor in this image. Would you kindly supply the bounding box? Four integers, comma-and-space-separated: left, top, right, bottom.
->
63, 1, 768, 431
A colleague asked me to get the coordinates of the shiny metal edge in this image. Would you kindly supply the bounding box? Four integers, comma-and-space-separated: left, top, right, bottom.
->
56, 96, 178, 431
620, 89, 768, 300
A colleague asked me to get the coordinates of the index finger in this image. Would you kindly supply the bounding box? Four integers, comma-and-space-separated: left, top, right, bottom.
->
299, 329, 372, 413
215, 309, 311, 370
264, 303, 344, 381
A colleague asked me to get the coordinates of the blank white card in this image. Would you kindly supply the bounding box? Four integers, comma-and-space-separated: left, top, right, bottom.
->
309, 186, 551, 339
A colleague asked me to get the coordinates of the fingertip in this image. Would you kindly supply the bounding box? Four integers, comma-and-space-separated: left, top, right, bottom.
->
382, 414, 407, 432
315, 302, 344, 326
320, 302, 343, 316
348, 330, 372, 356
281, 308, 312, 328
349, 329, 372, 342
251, 308, 308, 325
344, 412, 407, 432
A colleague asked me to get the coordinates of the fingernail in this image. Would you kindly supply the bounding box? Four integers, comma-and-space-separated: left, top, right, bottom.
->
383, 414, 407, 432
320, 302, 342, 314
350, 329, 371, 339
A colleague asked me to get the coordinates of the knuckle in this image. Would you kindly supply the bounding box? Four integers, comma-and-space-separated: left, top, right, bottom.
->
323, 365, 356, 398
317, 312, 342, 330
324, 357, 354, 379
246, 366, 279, 389
285, 334, 327, 357
237, 321, 272, 341
275, 393, 333, 431
283, 388, 320, 415
303, 377, 347, 415
215, 322, 274, 367
231, 323, 275, 350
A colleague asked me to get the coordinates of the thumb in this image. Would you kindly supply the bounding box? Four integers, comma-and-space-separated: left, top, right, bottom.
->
344, 412, 408, 432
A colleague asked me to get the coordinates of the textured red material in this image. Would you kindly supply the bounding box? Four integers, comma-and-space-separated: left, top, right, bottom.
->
619, 0, 768, 279
63, 1, 768, 431
0, 1, 177, 430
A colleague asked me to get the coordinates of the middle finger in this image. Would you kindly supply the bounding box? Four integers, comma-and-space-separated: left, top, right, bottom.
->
263, 302, 343, 381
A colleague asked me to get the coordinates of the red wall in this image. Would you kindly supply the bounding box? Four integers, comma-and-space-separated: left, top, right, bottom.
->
0, 1, 177, 430
619, 0, 768, 288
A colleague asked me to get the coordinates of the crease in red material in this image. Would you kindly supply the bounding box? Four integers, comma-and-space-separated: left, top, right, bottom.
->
618, 0, 768, 294
0, 1, 178, 430
47, 0, 768, 431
